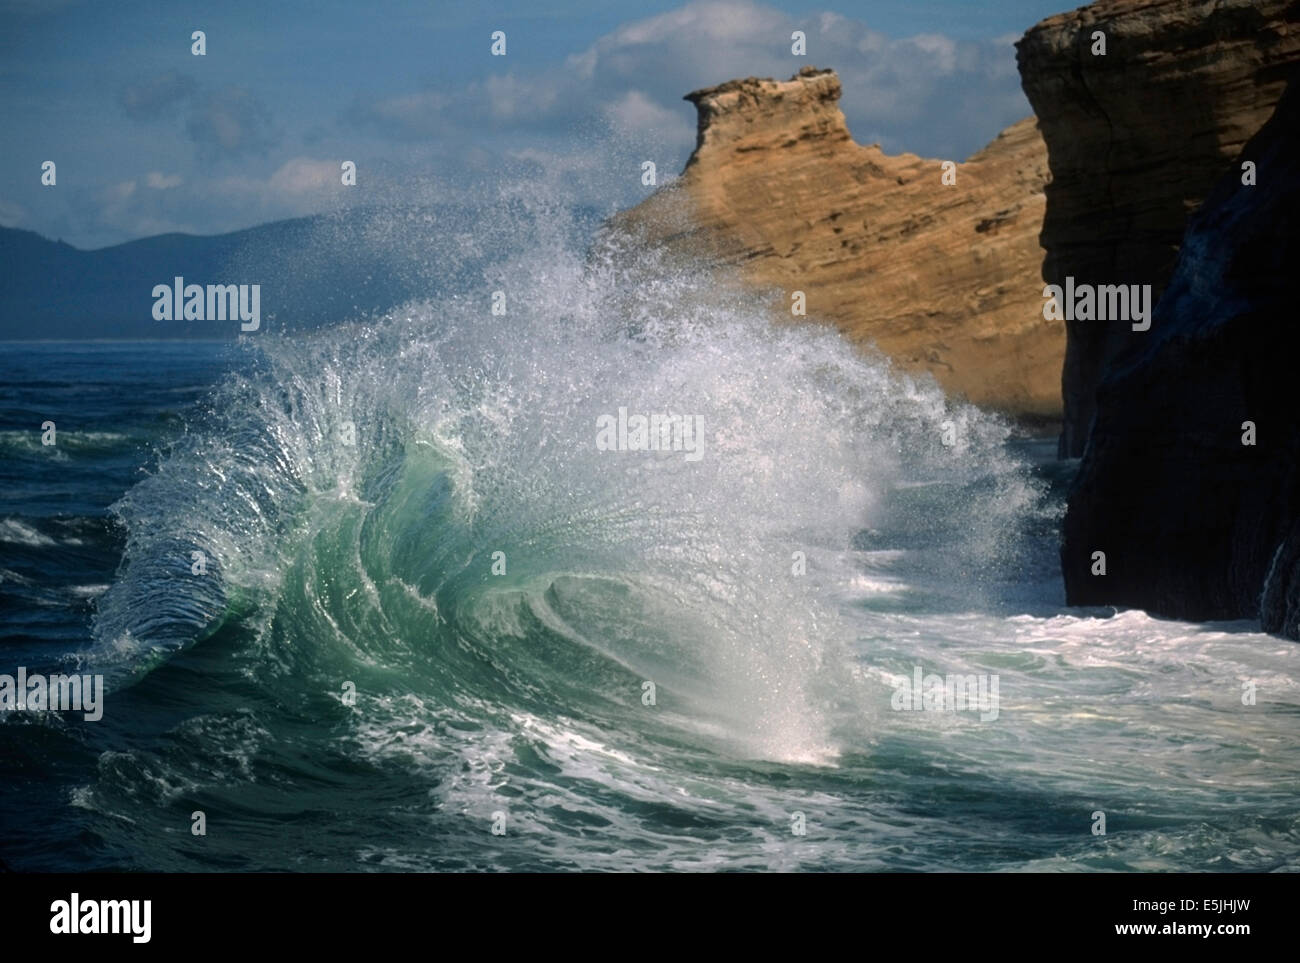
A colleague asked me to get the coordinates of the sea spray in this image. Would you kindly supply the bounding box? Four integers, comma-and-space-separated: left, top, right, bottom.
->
92, 196, 1035, 767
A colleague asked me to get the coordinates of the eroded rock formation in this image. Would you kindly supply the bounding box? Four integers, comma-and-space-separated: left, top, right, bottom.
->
619, 67, 1064, 418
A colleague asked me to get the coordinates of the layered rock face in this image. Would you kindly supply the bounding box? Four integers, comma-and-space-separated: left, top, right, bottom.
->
1061, 74, 1300, 635
619, 67, 1064, 418
1017, 0, 1300, 455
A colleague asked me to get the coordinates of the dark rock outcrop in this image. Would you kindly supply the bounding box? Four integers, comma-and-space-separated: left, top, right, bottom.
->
1061, 72, 1300, 636
1016, 0, 1300, 456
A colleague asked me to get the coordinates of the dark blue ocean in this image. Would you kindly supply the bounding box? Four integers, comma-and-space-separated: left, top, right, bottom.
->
3, 213, 1299, 871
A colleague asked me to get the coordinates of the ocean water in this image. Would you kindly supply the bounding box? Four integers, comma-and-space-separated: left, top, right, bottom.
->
2, 201, 1299, 872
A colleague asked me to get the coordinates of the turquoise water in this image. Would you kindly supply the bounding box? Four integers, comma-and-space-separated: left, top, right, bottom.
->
2, 206, 1298, 872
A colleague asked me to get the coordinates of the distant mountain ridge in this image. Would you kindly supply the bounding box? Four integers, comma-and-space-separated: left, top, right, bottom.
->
0, 204, 554, 340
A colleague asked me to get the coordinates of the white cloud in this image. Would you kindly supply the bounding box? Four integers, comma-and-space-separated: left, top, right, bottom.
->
145, 171, 183, 189
339, 1, 1030, 217
365, 90, 450, 135
485, 73, 561, 121
478, 1, 1026, 160
51, 0, 1036, 248
905, 34, 959, 75
267, 157, 340, 195
604, 90, 695, 141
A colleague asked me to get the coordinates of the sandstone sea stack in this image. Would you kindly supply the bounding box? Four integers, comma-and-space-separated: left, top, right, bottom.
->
1017, 0, 1300, 456
619, 66, 1064, 419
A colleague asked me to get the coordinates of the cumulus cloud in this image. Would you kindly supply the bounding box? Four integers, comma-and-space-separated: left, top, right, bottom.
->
346, 0, 1031, 167
55, 0, 1034, 247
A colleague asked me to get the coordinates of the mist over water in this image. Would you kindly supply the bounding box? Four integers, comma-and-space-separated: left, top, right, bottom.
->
3, 188, 1299, 871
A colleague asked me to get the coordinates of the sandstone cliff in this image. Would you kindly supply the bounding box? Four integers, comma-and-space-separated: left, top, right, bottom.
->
1061, 71, 1300, 635
618, 67, 1063, 418
1017, 0, 1300, 456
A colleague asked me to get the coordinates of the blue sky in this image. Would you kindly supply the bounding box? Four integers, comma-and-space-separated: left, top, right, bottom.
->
1, 0, 1068, 248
